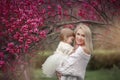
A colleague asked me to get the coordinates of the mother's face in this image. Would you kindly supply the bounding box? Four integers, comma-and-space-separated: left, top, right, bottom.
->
75, 28, 85, 46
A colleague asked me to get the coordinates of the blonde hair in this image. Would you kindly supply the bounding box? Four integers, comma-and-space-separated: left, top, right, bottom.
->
74, 23, 93, 53
60, 28, 74, 42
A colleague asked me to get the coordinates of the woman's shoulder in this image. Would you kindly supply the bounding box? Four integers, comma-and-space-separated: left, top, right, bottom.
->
81, 46, 90, 55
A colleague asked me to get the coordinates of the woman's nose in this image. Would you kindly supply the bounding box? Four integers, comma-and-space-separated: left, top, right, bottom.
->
78, 35, 82, 39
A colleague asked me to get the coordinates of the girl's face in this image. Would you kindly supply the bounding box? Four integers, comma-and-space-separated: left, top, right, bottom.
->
66, 36, 74, 44
75, 29, 85, 46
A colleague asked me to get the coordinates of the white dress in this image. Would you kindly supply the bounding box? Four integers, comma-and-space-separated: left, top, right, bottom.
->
42, 41, 73, 77
56, 46, 91, 80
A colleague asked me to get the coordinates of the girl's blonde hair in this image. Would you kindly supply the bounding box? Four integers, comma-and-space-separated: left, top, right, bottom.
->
60, 28, 74, 42
74, 23, 93, 53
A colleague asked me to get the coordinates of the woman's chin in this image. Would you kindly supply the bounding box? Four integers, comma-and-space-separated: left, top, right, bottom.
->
78, 43, 84, 46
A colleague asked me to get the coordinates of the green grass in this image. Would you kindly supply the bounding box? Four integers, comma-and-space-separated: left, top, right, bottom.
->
33, 67, 120, 80
86, 69, 120, 80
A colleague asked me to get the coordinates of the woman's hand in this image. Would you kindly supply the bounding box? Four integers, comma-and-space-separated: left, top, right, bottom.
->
56, 71, 62, 80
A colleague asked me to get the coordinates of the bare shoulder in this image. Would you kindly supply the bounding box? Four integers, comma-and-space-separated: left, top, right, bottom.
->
82, 46, 90, 54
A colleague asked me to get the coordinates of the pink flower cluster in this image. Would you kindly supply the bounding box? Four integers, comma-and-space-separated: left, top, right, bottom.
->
64, 24, 74, 29
0, 0, 47, 69
0, 52, 5, 68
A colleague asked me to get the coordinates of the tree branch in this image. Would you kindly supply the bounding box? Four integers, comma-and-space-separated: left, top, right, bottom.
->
55, 20, 107, 26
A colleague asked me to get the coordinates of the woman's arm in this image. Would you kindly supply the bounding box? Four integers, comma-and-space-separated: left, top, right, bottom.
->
56, 46, 83, 74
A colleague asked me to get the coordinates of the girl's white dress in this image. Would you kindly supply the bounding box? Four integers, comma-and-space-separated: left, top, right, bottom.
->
42, 41, 73, 77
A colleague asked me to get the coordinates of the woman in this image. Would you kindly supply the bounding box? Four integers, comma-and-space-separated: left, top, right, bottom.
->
56, 23, 93, 80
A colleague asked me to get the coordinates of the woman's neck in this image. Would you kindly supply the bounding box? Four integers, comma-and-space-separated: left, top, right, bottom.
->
74, 44, 85, 49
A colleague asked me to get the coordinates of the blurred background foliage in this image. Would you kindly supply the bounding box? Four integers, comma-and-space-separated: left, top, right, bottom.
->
0, 0, 120, 80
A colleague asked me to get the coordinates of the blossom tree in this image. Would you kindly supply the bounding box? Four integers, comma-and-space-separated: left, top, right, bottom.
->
0, 0, 120, 80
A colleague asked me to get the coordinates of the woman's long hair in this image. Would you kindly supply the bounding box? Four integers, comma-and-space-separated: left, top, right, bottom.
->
74, 23, 93, 53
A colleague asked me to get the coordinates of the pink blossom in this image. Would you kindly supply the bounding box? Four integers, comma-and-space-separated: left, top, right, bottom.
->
58, 11, 62, 15
83, 3, 90, 9
19, 45, 24, 49
8, 28, 14, 33
6, 48, 15, 54
39, 30, 47, 38
66, 2, 72, 6
26, 39, 32, 44
63, 11, 68, 16
39, 20, 44, 26
18, 37, 24, 43
0, 61, 5, 65
24, 44, 30, 52
0, 52, 4, 58
48, 5, 52, 9
11, 25, 17, 30
0, 60, 5, 68
23, 33, 28, 38
33, 28, 38, 33
15, 46, 21, 53
20, 25, 29, 33
29, 29, 34, 33
33, 36, 39, 42
26, 19, 32, 23
48, 12, 52, 16
2, 18, 8, 24
31, 22, 38, 28
38, 0, 44, 4
78, 10, 85, 17
8, 42, 15, 48
6, 48, 10, 51
57, 5, 62, 15
13, 32, 21, 40
91, 15, 97, 20
64, 24, 74, 29
57, 5, 62, 10
41, 8, 46, 14
91, 1, 98, 7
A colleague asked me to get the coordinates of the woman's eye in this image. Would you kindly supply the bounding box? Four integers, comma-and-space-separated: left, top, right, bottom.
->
82, 34, 85, 37
77, 33, 80, 35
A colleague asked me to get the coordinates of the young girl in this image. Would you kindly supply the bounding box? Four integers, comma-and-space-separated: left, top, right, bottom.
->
42, 28, 75, 78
